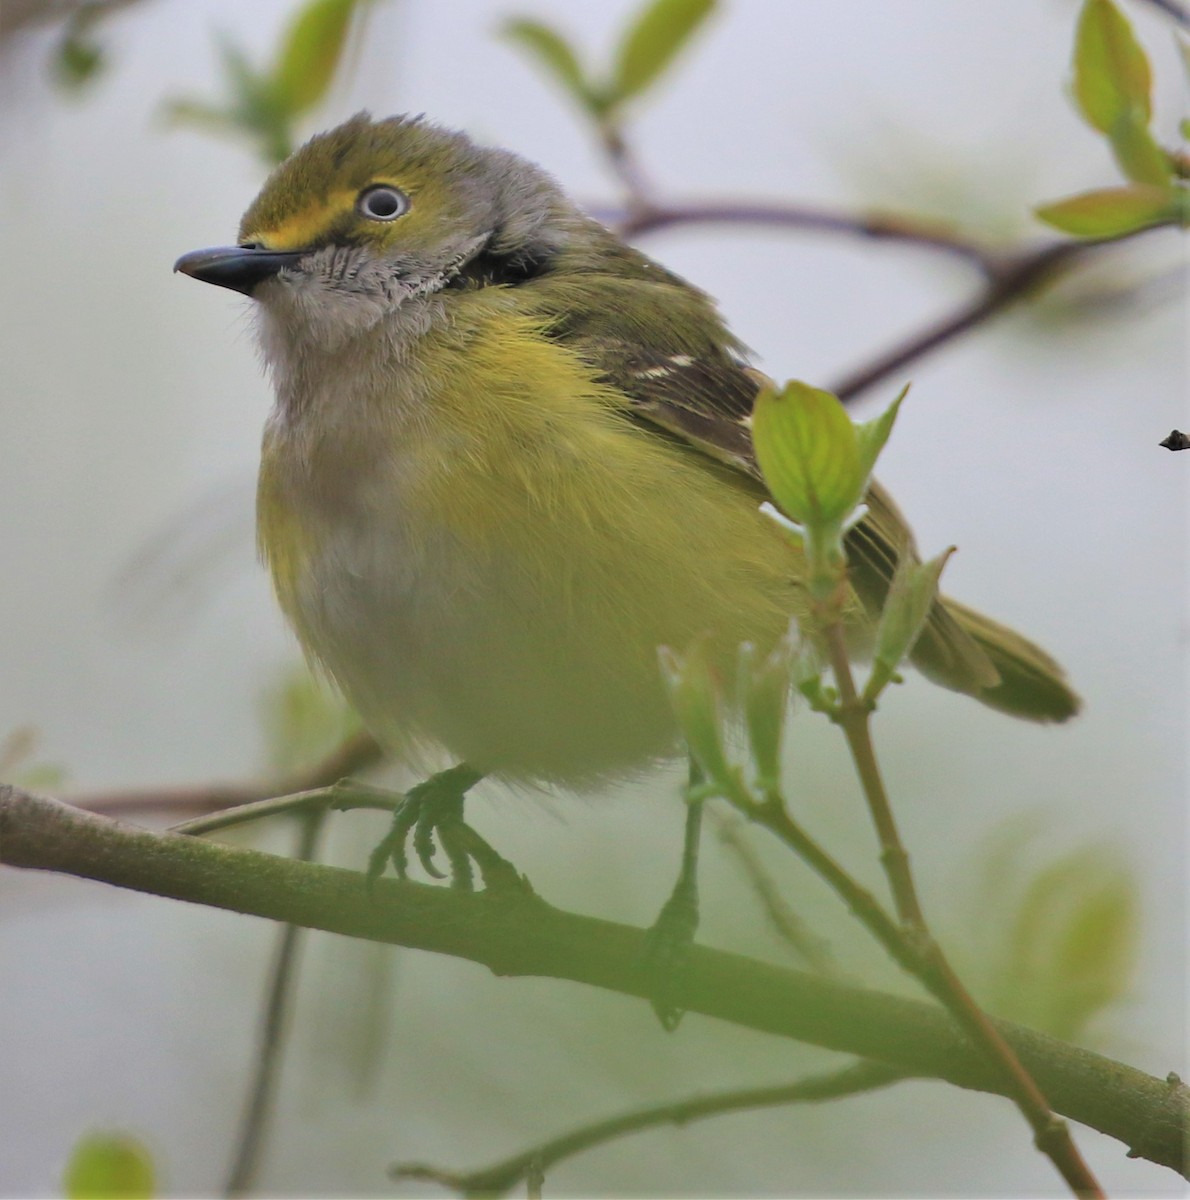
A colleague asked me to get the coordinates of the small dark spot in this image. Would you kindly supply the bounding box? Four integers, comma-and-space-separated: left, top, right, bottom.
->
448, 246, 554, 289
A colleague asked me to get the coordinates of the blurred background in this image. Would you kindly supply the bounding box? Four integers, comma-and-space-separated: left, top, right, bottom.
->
0, 0, 1185, 1195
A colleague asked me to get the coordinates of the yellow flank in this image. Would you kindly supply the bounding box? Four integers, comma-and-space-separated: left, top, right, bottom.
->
254, 476, 309, 615
257, 288, 803, 783
409, 291, 800, 631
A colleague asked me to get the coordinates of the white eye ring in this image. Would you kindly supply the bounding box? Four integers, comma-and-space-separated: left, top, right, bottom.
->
356, 185, 409, 221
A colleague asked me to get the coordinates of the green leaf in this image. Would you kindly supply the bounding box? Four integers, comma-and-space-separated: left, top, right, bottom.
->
11, 762, 68, 790
501, 18, 596, 112
658, 642, 745, 802
737, 636, 795, 792
1108, 107, 1172, 185
271, 0, 362, 118
854, 384, 908, 485
611, 0, 716, 107
752, 381, 863, 531
53, 30, 105, 91
0, 727, 67, 791
790, 641, 830, 712
51, 2, 122, 93
1035, 183, 1183, 236
1073, 0, 1152, 134
262, 665, 362, 776
866, 547, 954, 702
993, 848, 1138, 1040
214, 30, 269, 112
214, 29, 291, 156
159, 97, 240, 135
64, 1133, 155, 1200
1047, 871, 1138, 1037
165, 31, 294, 164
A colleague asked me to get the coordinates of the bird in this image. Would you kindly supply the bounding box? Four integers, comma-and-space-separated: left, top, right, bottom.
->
174, 112, 1078, 968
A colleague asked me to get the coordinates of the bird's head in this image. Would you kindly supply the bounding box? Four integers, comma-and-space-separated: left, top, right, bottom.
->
174, 112, 575, 345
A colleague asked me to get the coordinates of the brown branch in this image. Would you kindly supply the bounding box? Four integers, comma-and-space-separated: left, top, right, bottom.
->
166, 781, 399, 838
0, 0, 143, 42
392, 1059, 907, 1197
601, 188, 1171, 404
1136, 0, 1189, 27
829, 241, 1086, 402
598, 121, 654, 217
223, 809, 327, 1197
614, 200, 995, 271
76, 729, 385, 819
2, 783, 1187, 1181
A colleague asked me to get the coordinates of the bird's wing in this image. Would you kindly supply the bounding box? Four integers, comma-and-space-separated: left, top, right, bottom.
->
586, 340, 764, 479
571, 336, 1001, 689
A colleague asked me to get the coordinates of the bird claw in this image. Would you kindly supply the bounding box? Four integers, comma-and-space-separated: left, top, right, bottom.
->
366, 765, 522, 894
411, 788, 456, 880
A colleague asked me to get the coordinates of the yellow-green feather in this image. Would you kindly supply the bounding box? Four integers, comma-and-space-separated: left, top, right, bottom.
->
249, 112, 1078, 787
258, 289, 802, 781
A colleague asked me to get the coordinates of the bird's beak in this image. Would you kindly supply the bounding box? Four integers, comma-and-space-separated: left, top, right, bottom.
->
173, 245, 305, 295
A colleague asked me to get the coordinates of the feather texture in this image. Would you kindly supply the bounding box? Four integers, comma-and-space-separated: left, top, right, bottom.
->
232, 113, 1078, 786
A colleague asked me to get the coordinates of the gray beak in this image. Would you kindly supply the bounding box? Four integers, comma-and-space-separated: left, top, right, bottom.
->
173, 245, 304, 295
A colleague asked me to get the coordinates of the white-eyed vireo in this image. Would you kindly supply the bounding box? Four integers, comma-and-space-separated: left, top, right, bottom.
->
175, 113, 1077, 884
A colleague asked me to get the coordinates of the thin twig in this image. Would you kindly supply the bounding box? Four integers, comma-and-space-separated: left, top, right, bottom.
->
820, 621, 923, 927
391, 1059, 906, 1197
738, 791, 920, 977
711, 808, 839, 975
829, 242, 1086, 402
614, 200, 996, 271
78, 734, 389, 1195
806, 609, 1104, 1197
69, 729, 386, 1195
169, 781, 399, 837
75, 729, 385, 818
598, 119, 654, 215
736, 786, 1106, 1196
1136, 0, 1190, 27
224, 809, 327, 1197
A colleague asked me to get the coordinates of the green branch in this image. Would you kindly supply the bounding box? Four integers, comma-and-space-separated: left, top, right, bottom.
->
393, 1060, 906, 1197
1, 784, 1186, 1179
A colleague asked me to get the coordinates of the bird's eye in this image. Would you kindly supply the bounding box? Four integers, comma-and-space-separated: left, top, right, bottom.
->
356, 185, 409, 222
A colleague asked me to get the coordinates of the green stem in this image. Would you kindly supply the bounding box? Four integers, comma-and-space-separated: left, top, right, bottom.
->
2, 785, 1185, 1178
814, 614, 1105, 1198
821, 621, 923, 927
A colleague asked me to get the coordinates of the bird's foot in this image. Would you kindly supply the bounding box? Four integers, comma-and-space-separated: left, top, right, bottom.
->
365, 765, 520, 893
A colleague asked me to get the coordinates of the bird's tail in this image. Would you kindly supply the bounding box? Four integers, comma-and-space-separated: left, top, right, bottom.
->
925, 597, 1081, 723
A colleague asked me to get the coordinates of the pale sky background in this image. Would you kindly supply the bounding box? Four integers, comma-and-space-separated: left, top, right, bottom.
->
0, 1, 1186, 1197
